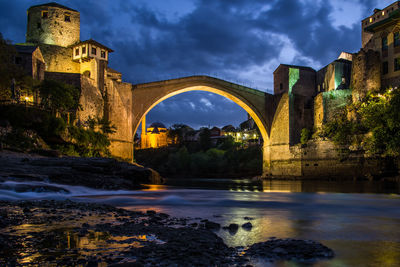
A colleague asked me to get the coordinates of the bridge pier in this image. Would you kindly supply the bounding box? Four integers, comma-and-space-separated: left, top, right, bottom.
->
262, 143, 271, 177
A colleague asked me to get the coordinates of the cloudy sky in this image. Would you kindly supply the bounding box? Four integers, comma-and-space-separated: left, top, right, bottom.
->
0, 0, 393, 129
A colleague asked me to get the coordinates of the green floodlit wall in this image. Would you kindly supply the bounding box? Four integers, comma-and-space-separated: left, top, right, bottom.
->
289, 68, 300, 94
288, 68, 300, 144
322, 89, 352, 122
334, 61, 352, 89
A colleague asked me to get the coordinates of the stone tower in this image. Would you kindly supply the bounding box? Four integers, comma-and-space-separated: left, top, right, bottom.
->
26, 2, 80, 47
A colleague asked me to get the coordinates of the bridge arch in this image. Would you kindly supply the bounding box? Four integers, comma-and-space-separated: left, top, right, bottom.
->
132, 76, 275, 175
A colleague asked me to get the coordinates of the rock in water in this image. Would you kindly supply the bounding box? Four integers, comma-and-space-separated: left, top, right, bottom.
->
242, 222, 253, 231
245, 238, 334, 262
204, 221, 221, 230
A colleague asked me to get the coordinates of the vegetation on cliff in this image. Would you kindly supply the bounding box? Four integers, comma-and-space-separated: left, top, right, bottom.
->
0, 77, 115, 158
317, 87, 400, 157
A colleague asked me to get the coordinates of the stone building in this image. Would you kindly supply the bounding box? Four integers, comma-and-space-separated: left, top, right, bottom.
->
140, 122, 169, 149
361, 1, 400, 89
19, 2, 134, 160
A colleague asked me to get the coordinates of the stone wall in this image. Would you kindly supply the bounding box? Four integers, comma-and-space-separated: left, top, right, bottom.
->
269, 140, 385, 179
351, 49, 381, 101
313, 93, 324, 129
27, 5, 80, 47
77, 76, 104, 124
106, 80, 134, 160
39, 44, 80, 73
44, 72, 81, 88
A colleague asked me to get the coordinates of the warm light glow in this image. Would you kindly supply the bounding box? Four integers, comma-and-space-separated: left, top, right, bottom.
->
369, 17, 373, 23
382, 11, 385, 16
133, 85, 270, 151
24, 97, 29, 101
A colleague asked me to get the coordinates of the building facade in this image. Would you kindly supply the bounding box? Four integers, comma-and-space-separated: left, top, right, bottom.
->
140, 122, 169, 149
19, 2, 135, 160
362, 1, 400, 89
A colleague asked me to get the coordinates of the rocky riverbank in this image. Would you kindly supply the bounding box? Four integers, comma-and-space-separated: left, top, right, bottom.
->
0, 200, 334, 266
0, 150, 162, 190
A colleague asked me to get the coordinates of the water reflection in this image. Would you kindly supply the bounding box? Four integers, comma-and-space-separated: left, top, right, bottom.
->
163, 178, 400, 194
121, 178, 400, 266
4, 219, 164, 265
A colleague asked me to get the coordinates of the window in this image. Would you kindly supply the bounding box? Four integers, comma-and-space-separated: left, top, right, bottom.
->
394, 58, 400, 71
280, 83, 283, 91
101, 50, 106, 58
91, 47, 97, 55
382, 11, 385, 16
383, 62, 389, 75
37, 22, 41, 29
370, 17, 373, 23
64, 13, 70, 22
75, 48, 79, 56
82, 46, 86, 54
41, 11, 48, 18
395, 32, 400, 47
382, 36, 388, 51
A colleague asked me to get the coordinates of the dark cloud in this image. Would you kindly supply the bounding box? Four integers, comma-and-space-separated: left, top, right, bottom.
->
0, 0, 388, 129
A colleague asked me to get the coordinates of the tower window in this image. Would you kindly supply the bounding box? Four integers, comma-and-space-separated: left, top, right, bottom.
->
37, 22, 41, 29
101, 51, 106, 58
383, 62, 389, 75
280, 83, 283, 91
382, 36, 388, 51
75, 48, 79, 56
42, 11, 48, 18
64, 13, 71, 22
91, 47, 97, 55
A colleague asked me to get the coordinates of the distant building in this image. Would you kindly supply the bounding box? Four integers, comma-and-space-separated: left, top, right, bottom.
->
140, 122, 169, 149
361, 1, 400, 89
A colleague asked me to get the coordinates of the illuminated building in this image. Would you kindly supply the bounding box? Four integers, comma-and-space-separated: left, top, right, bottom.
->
362, 1, 400, 88
140, 122, 169, 149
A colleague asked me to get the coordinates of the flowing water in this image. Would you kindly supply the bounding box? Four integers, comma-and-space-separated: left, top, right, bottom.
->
1, 178, 400, 266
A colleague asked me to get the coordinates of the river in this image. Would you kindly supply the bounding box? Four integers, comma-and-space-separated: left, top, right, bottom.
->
1, 178, 400, 266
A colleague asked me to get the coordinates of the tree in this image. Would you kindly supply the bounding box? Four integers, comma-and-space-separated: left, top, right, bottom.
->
0, 33, 23, 99
168, 124, 193, 145
199, 127, 212, 151
38, 79, 80, 113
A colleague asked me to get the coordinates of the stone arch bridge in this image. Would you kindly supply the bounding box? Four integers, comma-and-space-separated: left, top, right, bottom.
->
108, 75, 306, 177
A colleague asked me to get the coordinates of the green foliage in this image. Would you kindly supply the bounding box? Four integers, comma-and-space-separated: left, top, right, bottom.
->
357, 88, 400, 156
86, 116, 116, 134
167, 124, 194, 146
38, 79, 80, 113
300, 128, 311, 145
0, 105, 112, 157
321, 108, 358, 146
0, 33, 23, 99
319, 87, 400, 156
135, 143, 262, 178
67, 125, 111, 157
199, 128, 212, 151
